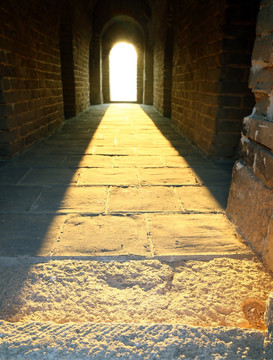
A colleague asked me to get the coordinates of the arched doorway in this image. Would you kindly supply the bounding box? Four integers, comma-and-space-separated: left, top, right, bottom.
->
109, 42, 137, 102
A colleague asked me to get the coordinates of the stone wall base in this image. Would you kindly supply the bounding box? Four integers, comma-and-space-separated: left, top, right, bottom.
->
226, 162, 273, 272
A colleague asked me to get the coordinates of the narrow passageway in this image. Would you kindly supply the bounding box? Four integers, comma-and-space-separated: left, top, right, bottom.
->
0, 104, 273, 358
0, 103, 246, 257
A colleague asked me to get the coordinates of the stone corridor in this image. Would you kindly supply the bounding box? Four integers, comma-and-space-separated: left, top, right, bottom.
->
0, 104, 248, 258
0, 104, 273, 359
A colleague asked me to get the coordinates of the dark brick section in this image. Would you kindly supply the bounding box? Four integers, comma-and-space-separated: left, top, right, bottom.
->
0, 0, 65, 158
60, 13, 76, 118
73, 1, 92, 114
152, 0, 169, 115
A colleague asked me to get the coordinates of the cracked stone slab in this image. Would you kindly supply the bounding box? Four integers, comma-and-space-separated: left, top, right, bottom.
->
139, 168, 198, 185
61, 155, 114, 168
55, 214, 149, 256
19, 168, 80, 185
78, 168, 139, 185
31, 186, 108, 213
161, 155, 212, 168
92, 146, 136, 155
108, 186, 181, 212
135, 147, 182, 156
148, 213, 251, 256
176, 185, 229, 212
113, 155, 164, 168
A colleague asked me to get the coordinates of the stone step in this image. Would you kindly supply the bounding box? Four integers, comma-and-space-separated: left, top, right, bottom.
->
0, 258, 272, 327
0, 321, 271, 360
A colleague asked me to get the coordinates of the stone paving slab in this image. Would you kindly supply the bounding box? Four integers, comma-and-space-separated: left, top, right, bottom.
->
108, 186, 181, 212
0, 186, 43, 213
48, 145, 95, 155
139, 168, 198, 185
7, 153, 67, 168
113, 155, 164, 167
148, 213, 250, 256
31, 186, 108, 213
135, 147, 182, 156
161, 155, 213, 168
19, 168, 80, 185
194, 168, 232, 185
176, 185, 229, 212
55, 214, 150, 256
93, 146, 136, 155
61, 155, 113, 168
78, 168, 139, 185
0, 214, 64, 256
0, 167, 29, 184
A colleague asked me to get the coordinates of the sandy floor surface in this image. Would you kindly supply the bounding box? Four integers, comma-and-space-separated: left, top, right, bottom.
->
0, 258, 272, 329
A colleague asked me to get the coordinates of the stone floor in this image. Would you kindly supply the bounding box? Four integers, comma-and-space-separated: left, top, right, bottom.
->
1, 104, 273, 359
0, 103, 249, 258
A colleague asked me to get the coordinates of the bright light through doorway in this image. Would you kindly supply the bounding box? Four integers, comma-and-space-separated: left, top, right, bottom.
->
110, 42, 137, 102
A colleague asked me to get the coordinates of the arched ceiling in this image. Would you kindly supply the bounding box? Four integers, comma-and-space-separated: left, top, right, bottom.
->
89, 0, 152, 35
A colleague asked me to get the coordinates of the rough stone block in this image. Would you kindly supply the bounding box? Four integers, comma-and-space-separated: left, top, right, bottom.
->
240, 137, 273, 188
243, 115, 273, 151
249, 68, 273, 93
254, 92, 270, 116
256, 5, 273, 36
251, 34, 273, 64
226, 163, 273, 255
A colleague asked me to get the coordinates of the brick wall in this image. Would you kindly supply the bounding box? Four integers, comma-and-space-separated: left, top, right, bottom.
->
152, 0, 169, 115
0, 0, 92, 158
170, 0, 258, 158
0, 0, 64, 158
227, 0, 273, 272
60, 11, 76, 118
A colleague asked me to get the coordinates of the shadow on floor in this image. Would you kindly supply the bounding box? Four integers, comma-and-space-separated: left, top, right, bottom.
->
141, 105, 234, 209
0, 105, 109, 321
